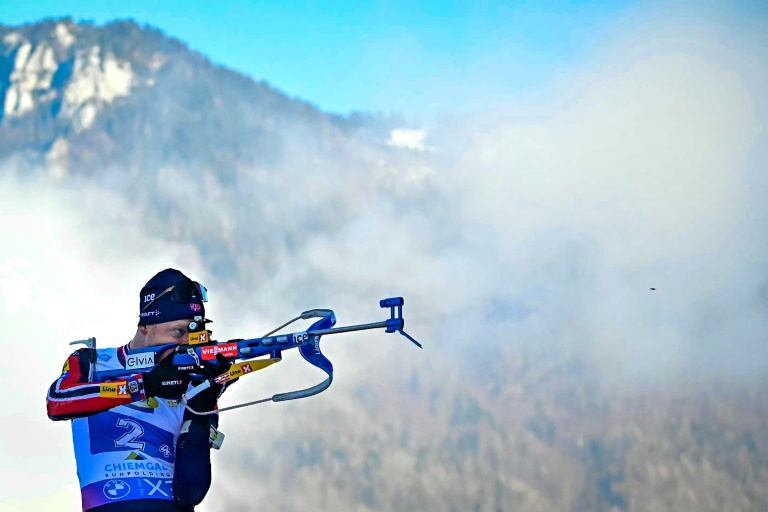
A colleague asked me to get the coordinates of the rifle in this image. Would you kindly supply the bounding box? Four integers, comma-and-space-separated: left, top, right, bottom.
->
81, 297, 421, 414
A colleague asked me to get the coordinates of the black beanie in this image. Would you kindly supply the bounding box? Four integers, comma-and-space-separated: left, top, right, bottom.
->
138, 268, 206, 326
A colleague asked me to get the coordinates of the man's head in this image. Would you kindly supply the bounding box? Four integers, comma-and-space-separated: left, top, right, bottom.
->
132, 268, 208, 350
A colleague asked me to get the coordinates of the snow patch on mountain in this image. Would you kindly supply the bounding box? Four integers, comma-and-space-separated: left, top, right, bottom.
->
386, 129, 434, 152
4, 41, 58, 118
2, 29, 135, 131
3, 32, 23, 47
53, 23, 76, 49
62, 46, 135, 131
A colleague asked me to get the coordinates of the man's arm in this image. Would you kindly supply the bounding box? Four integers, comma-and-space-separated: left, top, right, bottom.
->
46, 349, 145, 420
173, 409, 217, 509
173, 356, 234, 509
47, 346, 196, 421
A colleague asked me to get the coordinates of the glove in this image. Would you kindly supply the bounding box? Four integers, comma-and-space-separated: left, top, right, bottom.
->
186, 354, 236, 412
191, 353, 233, 381
141, 354, 191, 399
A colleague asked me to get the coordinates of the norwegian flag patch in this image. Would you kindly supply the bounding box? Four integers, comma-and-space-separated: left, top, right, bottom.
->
190, 303, 202, 312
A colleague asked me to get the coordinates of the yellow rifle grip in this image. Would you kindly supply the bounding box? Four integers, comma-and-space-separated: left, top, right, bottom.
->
213, 358, 281, 385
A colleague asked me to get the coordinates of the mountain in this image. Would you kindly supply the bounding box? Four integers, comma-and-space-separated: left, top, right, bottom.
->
3, 18, 768, 512
0, 17, 430, 280
0, 18, 411, 175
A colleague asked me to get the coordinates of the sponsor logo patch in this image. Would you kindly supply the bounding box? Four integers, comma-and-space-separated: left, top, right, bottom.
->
189, 331, 208, 345
125, 353, 155, 369
214, 362, 255, 384
100, 382, 129, 397
200, 343, 239, 360
103, 479, 131, 500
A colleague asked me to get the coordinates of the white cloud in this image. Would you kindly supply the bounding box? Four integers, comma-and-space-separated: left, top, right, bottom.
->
432, 13, 768, 385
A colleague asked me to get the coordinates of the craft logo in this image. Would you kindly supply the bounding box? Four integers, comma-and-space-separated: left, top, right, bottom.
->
125, 353, 155, 369
201, 343, 238, 360
103, 479, 131, 500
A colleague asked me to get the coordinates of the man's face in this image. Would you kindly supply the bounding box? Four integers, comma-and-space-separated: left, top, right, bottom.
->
144, 319, 193, 347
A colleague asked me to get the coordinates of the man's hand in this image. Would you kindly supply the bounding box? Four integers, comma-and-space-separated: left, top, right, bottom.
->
187, 354, 237, 411
192, 353, 233, 381
141, 354, 191, 399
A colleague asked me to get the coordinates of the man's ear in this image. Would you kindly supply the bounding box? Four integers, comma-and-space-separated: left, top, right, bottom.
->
139, 325, 149, 335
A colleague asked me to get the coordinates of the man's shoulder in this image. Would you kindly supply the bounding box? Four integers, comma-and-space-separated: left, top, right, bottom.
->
62, 345, 124, 358
57, 345, 132, 374
93, 345, 130, 371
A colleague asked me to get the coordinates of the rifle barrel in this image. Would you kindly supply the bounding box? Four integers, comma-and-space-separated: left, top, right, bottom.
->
307, 320, 388, 337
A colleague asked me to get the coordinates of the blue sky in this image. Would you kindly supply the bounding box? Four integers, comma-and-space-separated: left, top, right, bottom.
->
0, 1, 763, 116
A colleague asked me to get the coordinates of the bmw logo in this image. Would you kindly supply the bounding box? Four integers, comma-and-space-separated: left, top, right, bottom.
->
103, 479, 131, 499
